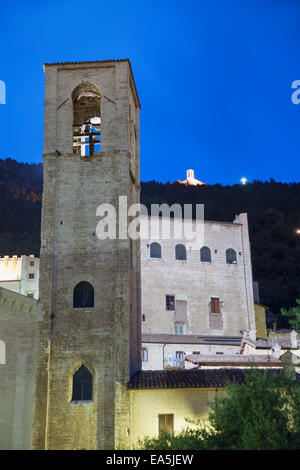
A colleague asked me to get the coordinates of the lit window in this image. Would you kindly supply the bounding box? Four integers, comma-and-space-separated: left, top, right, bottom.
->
166, 295, 175, 311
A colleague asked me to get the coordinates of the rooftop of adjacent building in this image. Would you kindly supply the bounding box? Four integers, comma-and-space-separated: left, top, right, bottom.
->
128, 368, 300, 390
186, 353, 282, 367
0, 255, 38, 281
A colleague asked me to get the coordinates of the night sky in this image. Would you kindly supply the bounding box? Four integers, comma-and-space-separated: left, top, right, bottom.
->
1, 0, 300, 185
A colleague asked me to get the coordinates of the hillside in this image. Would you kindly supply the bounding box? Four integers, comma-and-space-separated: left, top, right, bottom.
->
0, 158, 300, 324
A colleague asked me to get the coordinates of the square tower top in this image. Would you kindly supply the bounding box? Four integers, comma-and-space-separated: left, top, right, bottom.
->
43, 58, 140, 155
43, 59, 140, 109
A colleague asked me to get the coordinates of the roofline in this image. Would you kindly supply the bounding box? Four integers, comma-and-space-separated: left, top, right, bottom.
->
142, 334, 242, 345
0, 286, 37, 304
128, 385, 226, 391
140, 214, 242, 227
43, 58, 141, 109
254, 302, 269, 309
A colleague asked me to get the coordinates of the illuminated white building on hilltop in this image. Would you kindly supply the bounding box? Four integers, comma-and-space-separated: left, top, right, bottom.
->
179, 169, 206, 186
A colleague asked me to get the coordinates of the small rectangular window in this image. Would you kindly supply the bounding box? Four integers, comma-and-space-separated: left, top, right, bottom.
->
142, 314, 146, 322
29, 273, 34, 279
210, 297, 220, 313
30, 260, 34, 266
142, 348, 148, 362
27, 293, 34, 298
209, 298, 223, 330
158, 414, 174, 435
174, 324, 184, 335
175, 351, 184, 367
166, 295, 175, 311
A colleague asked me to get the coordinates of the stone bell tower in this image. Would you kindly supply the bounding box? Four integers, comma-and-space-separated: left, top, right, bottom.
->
32, 59, 141, 450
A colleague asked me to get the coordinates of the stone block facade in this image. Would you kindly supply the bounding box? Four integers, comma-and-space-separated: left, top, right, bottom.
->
141, 215, 255, 338
0, 288, 37, 449
32, 60, 141, 450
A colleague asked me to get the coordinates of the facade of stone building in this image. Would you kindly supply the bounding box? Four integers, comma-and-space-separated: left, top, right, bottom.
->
0, 58, 298, 450
140, 213, 256, 369
0, 255, 39, 299
0, 287, 37, 449
31, 59, 141, 451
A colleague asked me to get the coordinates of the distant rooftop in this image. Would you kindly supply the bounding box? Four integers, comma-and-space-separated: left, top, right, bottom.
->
186, 354, 281, 366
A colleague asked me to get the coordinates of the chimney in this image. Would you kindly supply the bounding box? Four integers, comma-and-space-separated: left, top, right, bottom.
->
272, 343, 281, 359
290, 330, 298, 349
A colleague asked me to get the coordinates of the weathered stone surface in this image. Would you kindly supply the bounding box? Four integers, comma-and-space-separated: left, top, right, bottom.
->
32, 60, 141, 450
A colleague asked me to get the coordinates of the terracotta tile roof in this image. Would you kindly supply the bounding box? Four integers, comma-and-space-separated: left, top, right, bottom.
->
256, 338, 295, 349
186, 354, 281, 366
142, 333, 242, 346
128, 368, 292, 390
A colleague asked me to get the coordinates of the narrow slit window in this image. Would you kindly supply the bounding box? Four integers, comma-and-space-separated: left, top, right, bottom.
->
142, 348, 148, 362
166, 295, 175, 311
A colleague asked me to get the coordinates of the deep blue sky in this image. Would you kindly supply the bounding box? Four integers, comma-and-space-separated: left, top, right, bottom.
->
0, 0, 300, 185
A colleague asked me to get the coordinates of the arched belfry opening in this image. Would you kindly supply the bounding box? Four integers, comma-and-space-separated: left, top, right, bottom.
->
72, 82, 101, 156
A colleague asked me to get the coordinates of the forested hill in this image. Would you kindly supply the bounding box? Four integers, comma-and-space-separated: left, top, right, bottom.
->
1, 158, 300, 323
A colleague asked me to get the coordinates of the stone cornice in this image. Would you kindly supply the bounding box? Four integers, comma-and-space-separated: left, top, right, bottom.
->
0, 287, 37, 316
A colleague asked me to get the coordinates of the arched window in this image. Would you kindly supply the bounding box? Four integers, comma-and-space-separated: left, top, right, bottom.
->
72, 365, 93, 401
175, 244, 186, 261
226, 248, 237, 264
0, 340, 5, 365
200, 246, 211, 262
73, 281, 94, 308
150, 242, 162, 259
142, 348, 148, 362
72, 82, 101, 156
